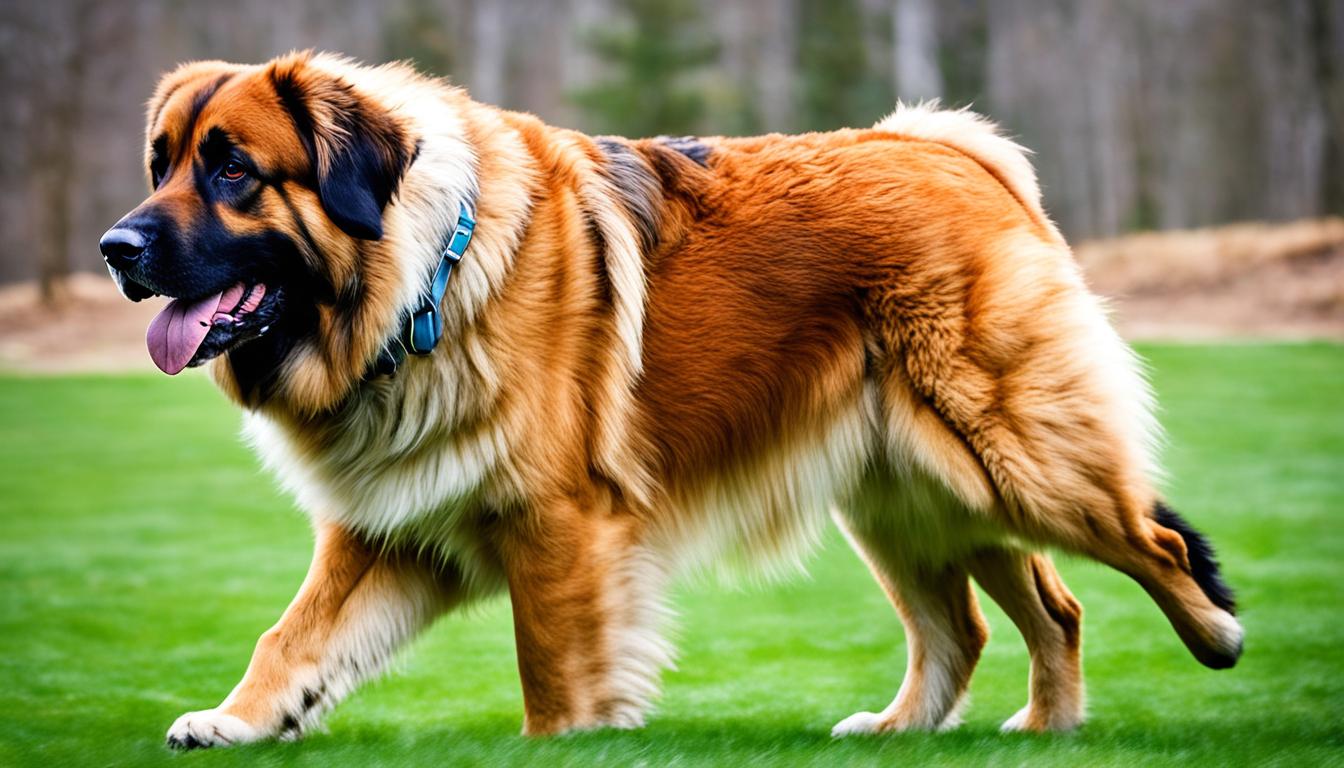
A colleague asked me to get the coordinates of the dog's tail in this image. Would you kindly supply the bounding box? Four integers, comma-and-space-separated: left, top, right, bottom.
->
1139, 499, 1242, 669
872, 102, 1058, 238
1152, 501, 1237, 614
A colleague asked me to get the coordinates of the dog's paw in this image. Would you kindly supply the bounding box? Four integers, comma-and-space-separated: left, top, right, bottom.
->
1000, 705, 1033, 732
1000, 703, 1083, 733
832, 707, 957, 737
830, 710, 885, 737
166, 708, 261, 750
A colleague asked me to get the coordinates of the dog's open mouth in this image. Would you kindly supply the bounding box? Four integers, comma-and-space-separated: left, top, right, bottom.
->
145, 281, 281, 374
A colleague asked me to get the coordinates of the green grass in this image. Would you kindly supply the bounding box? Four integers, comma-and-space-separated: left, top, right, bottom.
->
1, 343, 1342, 767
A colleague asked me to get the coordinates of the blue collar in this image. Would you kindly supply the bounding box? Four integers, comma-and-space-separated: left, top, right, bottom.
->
365, 201, 476, 379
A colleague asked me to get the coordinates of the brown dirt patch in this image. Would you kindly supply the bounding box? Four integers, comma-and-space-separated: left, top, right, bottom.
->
1076, 217, 1344, 340
0, 273, 163, 374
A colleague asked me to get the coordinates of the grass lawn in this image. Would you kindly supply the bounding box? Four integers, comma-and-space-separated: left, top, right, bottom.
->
1, 342, 1341, 767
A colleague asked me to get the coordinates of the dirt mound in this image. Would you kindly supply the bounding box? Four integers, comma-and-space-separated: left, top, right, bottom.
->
1, 219, 1340, 373
1076, 218, 1344, 339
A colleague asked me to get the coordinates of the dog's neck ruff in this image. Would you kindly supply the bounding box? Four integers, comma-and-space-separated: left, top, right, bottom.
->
365, 201, 477, 379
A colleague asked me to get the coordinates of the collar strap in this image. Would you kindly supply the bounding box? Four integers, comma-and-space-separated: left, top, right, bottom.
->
365, 201, 476, 379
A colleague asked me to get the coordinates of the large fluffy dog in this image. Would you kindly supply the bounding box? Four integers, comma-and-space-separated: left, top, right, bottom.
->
100, 52, 1241, 749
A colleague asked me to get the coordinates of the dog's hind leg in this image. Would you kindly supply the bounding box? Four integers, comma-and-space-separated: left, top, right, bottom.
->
166, 523, 466, 749
869, 230, 1241, 670
967, 548, 1084, 731
830, 492, 990, 736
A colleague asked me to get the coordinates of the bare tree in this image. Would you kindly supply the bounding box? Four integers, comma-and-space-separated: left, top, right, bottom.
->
471, 0, 509, 104
893, 0, 944, 102
1314, 0, 1344, 215
19, 1, 95, 307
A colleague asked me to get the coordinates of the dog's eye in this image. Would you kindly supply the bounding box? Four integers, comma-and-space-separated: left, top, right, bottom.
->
221, 161, 247, 182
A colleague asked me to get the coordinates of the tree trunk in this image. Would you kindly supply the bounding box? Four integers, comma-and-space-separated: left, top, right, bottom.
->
893, 0, 943, 102
36, 2, 90, 309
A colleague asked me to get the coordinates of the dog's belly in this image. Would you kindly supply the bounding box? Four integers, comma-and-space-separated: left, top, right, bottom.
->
648, 382, 880, 575
246, 379, 996, 588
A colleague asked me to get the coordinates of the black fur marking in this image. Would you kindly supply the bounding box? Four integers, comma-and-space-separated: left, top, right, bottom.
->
301, 686, 323, 711
227, 283, 317, 408
280, 713, 300, 733
274, 185, 338, 304
1154, 501, 1237, 613
583, 211, 613, 309
197, 126, 234, 163
595, 137, 663, 254
235, 180, 266, 217
168, 733, 203, 750
270, 67, 412, 241
318, 110, 409, 240
183, 73, 235, 144
150, 80, 187, 130
149, 134, 170, 188
642, 143, 713, 220
271, 69, 319, 181
1084, 512, 1104, 538
656, 135, 711, 167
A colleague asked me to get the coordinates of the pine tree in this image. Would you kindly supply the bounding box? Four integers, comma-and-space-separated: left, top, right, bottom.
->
381, 0, 455, 78
796, 0, 894, 132
571, 0, 719, 137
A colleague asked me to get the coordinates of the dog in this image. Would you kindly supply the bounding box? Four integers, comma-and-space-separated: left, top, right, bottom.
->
99, 51, 1241, 749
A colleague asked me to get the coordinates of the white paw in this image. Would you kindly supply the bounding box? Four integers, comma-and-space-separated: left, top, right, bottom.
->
1001, 705, 1032, 732
831, 710, 885, 737
1210, 611, 1245, 662
1000, 703, 1083, 732
166, 708, 261, 750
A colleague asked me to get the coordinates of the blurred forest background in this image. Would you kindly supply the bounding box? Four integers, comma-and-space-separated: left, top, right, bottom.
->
0, 0, 1341, 336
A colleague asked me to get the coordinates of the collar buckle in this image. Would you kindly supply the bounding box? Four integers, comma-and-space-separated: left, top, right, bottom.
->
365, 201, 476, 380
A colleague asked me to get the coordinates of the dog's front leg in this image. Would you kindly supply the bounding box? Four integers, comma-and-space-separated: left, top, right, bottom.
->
501, 493, 672, 735
166, 523, 463, 749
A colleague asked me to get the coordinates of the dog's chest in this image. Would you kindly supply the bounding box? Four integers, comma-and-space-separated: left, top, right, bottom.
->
243, 408, 499, 539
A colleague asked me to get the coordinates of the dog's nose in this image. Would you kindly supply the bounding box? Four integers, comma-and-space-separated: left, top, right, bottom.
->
99, 227, 148, 270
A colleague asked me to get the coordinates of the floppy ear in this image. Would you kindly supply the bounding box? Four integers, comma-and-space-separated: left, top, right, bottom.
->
270, 54, 415, 240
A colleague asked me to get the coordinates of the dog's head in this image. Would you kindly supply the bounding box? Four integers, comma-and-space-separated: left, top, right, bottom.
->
101, 52, 422, 412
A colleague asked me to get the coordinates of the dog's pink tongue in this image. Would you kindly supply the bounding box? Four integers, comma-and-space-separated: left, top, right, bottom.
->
146, 287, 231, 375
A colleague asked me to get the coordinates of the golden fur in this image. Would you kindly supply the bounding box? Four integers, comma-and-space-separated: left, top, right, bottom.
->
111, 52, 1241, 749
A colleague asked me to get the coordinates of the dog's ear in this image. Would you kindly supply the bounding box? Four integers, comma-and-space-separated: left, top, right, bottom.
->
270, 53, 415, 240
